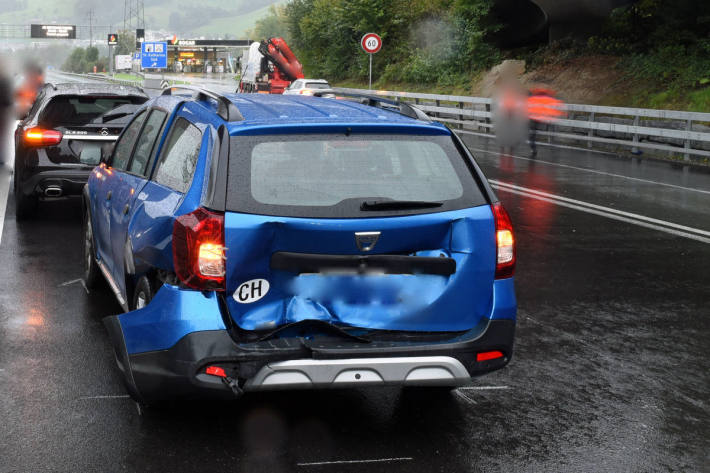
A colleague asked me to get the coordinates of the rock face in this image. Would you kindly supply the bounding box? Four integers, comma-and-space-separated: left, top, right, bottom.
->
477, 60, 527, 98
473, 55, 624, 105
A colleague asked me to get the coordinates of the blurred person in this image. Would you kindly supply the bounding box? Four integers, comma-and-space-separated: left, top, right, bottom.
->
527, 87, 564, 158
492, 69, 528, 155
15, 61, 44, 120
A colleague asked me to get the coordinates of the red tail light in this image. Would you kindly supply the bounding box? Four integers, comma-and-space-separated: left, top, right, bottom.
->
24, 128, 63, 147
477, 350, 504, 362
172, 207, 225, 291
205, 366, 226, 378
492, 202, 515, 279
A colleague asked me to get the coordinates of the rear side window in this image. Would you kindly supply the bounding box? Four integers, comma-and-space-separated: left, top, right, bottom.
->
129, 109, 167, 176
111, 111, 146, 171
305, 82, 330, 89
227, 133, 486, 218
152, 118, 202, 193
38, 95, 146, 127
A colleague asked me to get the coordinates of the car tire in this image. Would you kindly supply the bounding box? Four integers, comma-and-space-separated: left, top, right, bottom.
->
14, 176, 37, 220
132, 276, 153, 310
83, 211, 102, 289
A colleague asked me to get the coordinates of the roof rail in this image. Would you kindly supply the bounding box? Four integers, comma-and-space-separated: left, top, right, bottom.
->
162, 85, 244, 122
333, 92, 431, 122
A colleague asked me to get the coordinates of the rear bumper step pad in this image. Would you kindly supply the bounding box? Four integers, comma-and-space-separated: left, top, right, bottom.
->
244, 356, 471, 390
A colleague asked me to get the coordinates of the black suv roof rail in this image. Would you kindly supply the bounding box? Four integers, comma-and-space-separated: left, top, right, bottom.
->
334, 92, 431, 122
162, 85, 244, 122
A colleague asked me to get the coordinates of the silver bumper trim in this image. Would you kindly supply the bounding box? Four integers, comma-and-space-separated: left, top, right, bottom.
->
243, 356, 471, 391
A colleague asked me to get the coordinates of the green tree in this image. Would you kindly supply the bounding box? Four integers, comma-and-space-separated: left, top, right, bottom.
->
85, 46, 99, 63
63, 47, 86, 73
249, 4, 291, 42
115, 30, 137, 56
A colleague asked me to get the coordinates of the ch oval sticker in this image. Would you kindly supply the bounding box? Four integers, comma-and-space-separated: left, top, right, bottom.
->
234, 279, 270, 304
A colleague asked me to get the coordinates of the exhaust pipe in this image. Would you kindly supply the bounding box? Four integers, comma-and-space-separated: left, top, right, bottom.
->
44, 186, 62, 198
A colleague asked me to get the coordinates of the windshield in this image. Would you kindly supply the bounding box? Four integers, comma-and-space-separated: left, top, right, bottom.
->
227, 133, 486, 218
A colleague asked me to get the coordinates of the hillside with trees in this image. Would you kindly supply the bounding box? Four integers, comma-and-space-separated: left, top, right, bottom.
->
250, 0, 710, 110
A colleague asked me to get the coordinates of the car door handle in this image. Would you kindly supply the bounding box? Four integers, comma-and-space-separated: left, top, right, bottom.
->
106, 191, 112, 201
123, 204, 130, 215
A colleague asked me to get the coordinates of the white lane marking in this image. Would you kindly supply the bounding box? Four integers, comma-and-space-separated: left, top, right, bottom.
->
454, 389, 477, 405
0, 120, 19, 246
78, 395, 131, 400
492, 180, 710, 237
58, 278, 91, 294
491, 181, 710, 244
59, 278, 83, 287
459, 386, 510, 391
0, 167, 11, 245
468, 145, 710, 196
297, 457, 413, 467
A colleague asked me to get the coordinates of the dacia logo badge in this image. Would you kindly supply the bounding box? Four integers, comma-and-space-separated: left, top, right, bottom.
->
355, 231, 380, 252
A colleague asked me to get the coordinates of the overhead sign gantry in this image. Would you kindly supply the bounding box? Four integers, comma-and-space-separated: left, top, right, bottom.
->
30, 24, 76, 39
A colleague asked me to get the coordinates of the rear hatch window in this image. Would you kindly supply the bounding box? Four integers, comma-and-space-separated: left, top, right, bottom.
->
305, 82, 331, 89
38, 94, 147, 166
38, 95, 146, 127
227, 134, 486, 218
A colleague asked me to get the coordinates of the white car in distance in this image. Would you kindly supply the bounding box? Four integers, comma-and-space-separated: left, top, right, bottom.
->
283, 79, 335, 97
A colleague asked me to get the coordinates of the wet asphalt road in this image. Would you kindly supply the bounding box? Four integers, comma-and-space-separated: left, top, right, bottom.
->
0, 134, 708, 472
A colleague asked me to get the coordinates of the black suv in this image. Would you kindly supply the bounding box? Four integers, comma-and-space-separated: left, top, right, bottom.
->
14, 82, 148, 219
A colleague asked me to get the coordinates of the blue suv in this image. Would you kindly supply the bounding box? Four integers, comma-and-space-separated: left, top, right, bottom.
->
84, 87, 517, 404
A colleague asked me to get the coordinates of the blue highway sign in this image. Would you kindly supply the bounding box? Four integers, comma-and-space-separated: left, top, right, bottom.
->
141, 41, 167, 69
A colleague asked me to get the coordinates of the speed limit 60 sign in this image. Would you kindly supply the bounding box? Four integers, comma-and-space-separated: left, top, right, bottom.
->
361, 33, 382, 54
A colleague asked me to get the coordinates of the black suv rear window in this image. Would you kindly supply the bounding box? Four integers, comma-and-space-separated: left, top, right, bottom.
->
38, 95, 146, 127
227, 133, 486, 218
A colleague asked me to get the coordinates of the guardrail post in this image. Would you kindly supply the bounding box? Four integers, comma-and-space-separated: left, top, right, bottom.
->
684, 119, 692, 161
588, 112, 595, 148
631, 115, 640, 154
435, 99, 440, 119
457, 102, 464, 130
485, 102, 491, 134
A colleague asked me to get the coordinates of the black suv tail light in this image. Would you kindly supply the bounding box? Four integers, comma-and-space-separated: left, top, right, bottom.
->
24, 128, 63, 147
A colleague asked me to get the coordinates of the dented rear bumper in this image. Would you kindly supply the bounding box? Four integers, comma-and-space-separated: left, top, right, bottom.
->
104, 314, 515, 404
104, 281, 516, 403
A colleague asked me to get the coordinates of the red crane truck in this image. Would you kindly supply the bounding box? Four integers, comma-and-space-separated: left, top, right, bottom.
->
239, 37, 304, 94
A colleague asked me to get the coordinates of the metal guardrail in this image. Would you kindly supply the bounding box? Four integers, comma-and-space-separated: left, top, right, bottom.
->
334, 87, 710, 162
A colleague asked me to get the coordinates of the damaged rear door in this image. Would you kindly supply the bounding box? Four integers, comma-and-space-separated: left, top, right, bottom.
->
221, 130, 496, 334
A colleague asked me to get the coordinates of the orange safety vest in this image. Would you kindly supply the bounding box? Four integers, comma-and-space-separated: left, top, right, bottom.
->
527, 94, 564, 123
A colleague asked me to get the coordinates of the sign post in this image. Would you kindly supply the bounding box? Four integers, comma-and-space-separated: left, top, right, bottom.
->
108, 34, 118, 75
360, 33, 382, 90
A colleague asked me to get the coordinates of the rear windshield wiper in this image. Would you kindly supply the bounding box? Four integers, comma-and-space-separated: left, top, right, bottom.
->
360, 199, 443, 211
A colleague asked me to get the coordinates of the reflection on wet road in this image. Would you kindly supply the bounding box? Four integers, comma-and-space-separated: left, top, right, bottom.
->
0, 136, 708, 472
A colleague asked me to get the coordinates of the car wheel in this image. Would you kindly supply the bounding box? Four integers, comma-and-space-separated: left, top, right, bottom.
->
132, 276, 153, 310
14, 175, 37, 220
83, 211, 102, 289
